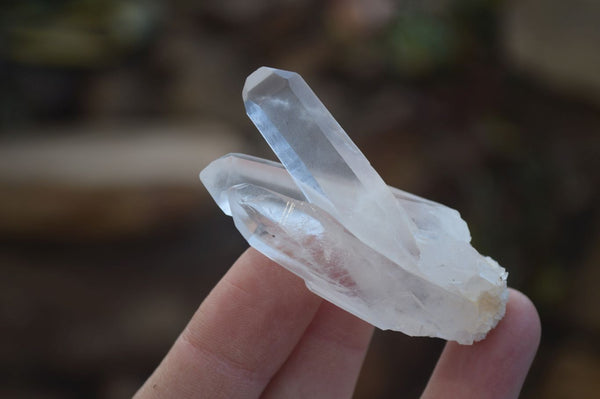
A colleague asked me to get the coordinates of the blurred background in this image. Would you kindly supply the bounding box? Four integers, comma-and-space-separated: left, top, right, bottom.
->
1, 0, 599, 397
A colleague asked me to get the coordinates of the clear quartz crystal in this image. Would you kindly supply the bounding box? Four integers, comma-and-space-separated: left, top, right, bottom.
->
200, 67, 508, 344
243, 67, 419, 272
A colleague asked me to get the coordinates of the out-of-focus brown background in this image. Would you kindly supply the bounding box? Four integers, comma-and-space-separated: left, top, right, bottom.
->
1, 0, 599, 397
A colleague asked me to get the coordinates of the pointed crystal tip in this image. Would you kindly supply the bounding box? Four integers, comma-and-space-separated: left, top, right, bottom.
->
243, 67, 296, 103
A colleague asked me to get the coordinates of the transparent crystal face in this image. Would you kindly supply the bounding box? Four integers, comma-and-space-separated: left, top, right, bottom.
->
200, 67, 508, 344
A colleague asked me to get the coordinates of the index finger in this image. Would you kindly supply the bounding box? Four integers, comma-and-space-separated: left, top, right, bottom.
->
134, 248, 322, 399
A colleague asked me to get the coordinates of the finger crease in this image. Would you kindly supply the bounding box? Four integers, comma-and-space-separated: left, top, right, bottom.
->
180, 327, 270, 390
309, 326, 371, 354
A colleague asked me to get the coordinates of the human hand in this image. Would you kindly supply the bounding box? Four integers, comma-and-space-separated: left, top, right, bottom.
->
134, 248, 541, 398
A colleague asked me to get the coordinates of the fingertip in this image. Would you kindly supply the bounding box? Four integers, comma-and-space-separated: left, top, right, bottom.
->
502, 289, 541, 353
505, 288, 541, 347
462, 288, 541, 360
422, 288, 542, 399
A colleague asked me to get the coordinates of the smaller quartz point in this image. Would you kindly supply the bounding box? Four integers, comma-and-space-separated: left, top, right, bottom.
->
200, 67, 508, 344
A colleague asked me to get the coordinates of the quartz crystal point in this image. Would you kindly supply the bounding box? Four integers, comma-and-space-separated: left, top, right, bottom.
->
200, 67, 508, 344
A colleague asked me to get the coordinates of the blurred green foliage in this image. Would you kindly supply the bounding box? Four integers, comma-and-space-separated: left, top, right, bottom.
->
2, 0, 161, 67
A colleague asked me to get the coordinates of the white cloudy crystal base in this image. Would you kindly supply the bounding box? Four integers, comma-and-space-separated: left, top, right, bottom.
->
200, 67, 508, 344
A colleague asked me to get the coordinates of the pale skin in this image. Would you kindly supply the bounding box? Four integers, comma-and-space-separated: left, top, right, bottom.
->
135, 248, 541, 398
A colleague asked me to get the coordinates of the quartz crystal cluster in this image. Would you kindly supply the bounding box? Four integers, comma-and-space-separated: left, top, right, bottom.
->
200, 67, 508, 344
